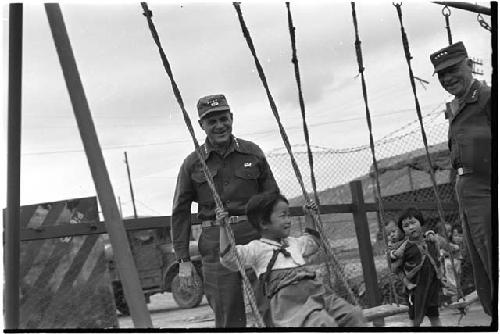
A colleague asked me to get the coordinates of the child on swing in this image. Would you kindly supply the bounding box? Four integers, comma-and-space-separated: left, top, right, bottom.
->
391, 207, 443, 327
218, 191, 365, 327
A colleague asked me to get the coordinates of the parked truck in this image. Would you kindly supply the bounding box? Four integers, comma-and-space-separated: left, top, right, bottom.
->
104, 224, 204, 315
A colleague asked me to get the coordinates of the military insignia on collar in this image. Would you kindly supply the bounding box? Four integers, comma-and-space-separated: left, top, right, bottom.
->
471, 89, 478, 99
244, 162, 252, 168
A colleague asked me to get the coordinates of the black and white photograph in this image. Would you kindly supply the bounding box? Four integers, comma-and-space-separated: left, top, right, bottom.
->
3, 1, 495, 330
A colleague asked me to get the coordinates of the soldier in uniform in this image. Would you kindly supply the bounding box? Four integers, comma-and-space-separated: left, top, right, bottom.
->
430, 41, 492, 316
171, 94, 279, 327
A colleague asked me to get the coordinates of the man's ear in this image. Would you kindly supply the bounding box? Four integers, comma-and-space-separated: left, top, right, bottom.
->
198, 119, 204, 130
229, 112, 234, 121
465, 58, 474, 69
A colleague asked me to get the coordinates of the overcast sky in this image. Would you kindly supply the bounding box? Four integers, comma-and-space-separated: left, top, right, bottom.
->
1, 1, 493, 216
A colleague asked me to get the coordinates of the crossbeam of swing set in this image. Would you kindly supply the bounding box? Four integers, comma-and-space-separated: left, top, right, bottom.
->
433, 2, 491, 15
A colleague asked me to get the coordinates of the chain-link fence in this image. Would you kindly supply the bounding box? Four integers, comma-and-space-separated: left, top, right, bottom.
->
265, 109, 473, 307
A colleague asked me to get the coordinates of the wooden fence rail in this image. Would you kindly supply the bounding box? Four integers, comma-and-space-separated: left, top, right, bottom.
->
15, 180, 459, 325
20, 201, 457, 241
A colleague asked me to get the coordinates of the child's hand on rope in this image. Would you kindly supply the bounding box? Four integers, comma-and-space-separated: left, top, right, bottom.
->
424, 230, 437, 243
215, 207, 229, 226
303, 200, 319, 216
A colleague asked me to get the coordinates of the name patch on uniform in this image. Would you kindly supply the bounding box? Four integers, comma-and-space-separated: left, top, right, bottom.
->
244, 162, 252, 168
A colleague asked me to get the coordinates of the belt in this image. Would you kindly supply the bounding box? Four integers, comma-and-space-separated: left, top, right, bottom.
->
201, 215, 248, 228
457, 167, 473, 176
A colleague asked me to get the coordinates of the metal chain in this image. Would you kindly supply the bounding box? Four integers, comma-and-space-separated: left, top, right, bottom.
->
234, 2, 358, 306
351, 2, 398, 306
285, 2, 340, 296
442, 5, 453, 45
140, 2, 265, 327
477, 13, 491, 31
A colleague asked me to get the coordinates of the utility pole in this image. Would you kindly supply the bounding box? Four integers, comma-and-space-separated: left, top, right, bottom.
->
471, 58, 484, 76
118, 196, 123, 219
124, 151, 138, 219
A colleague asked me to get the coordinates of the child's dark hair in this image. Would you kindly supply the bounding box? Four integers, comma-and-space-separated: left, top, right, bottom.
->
397, 207, 426, 232
246, 192, 288, 231
452, 224, 463, 234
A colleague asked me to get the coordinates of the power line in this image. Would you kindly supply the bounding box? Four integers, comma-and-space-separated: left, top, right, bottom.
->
22, 104, 445, 156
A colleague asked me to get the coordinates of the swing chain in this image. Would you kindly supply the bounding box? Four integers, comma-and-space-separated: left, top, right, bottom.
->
477, 13, 491, 31
441, 5, 453, 45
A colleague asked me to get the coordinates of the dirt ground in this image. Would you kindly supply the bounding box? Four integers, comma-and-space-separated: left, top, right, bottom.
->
117, 292, 492, 329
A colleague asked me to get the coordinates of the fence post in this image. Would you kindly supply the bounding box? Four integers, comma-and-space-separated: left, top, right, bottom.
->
350, 180, 384, 326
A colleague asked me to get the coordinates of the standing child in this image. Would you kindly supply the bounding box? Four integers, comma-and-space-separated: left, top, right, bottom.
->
218, 192, 366, 327
394, 207, 443, 327
386, 221, 416, 292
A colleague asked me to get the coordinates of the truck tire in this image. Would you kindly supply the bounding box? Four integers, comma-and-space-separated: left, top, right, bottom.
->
171, 273, 203, 309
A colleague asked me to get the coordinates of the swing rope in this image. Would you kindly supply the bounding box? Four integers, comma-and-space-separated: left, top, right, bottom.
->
140, 2, 265, 327
394, 3, 467, 310
350, 2, 399, 306
393, 3, 448, 231
284, 2, 337, 299
439, 3, 467, 306
285, 3, 321, 210
233, 2, 358, 306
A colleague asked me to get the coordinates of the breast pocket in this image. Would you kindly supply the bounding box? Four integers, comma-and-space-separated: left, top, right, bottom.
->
233, 165, 260, 198
191, 168, 218, 204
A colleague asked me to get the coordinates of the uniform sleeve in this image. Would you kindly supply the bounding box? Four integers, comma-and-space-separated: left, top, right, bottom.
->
485, 94, 491, 128
171, 160, 195, 260
220, 244, 256, 272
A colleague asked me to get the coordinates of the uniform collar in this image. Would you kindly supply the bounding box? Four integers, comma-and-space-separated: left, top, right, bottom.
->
458, 79, 480, 104
448, 79, 481, 120
200, 135, 241, 160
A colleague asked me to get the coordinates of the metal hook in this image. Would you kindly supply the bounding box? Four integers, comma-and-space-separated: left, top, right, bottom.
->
442, 5, 451, 17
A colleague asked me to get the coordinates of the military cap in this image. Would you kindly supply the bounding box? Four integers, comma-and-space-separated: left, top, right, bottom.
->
197, 94, 230, 119
430, 41, 468, 74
